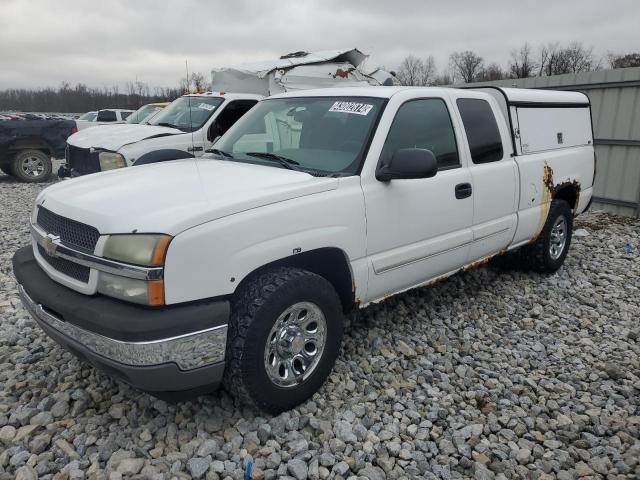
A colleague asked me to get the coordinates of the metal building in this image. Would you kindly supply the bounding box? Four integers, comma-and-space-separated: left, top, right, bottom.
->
471, 67, 640, 217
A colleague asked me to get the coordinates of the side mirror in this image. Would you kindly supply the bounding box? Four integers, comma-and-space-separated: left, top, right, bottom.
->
376, 148, 438, 182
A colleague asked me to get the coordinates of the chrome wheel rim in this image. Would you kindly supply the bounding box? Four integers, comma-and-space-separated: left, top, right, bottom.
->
263, 301, 327, 388
20, 156, 45, 177
549, 216, 568, 260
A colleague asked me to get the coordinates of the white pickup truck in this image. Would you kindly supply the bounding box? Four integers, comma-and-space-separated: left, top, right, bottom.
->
13, 86, 595, 412
75, 109, 135, 130
60, 93, 262, 176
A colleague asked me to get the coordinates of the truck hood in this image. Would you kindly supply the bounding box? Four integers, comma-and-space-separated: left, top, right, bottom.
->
67, 123, 183, 151
37, 159, 339, 235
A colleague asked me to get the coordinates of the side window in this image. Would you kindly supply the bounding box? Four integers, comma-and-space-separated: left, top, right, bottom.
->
96, 110, 117, 122
381, 99, 459, 170
120, 111, 132, 120
208, 100, 258, 141
456, 98, 503, 164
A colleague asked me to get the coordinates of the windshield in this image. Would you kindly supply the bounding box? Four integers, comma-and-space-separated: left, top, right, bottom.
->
126, 104, 164, 124
78, 111, 97, 121
212, 96, 386, 176
147, 96, 223, 131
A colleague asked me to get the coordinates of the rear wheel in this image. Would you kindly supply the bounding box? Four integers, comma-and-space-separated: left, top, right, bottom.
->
223, 267, 344, 413
11, 149, 52, 182
523, 199, 573, 273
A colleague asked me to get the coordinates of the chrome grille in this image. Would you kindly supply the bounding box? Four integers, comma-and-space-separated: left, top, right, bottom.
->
36, 207, 100, 252
37, 245, 90, 283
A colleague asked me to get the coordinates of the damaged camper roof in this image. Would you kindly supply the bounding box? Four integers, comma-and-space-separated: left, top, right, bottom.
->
211, 48, 396, 96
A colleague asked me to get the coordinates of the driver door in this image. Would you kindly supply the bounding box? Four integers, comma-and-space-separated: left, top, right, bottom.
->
362, 95, 474, 302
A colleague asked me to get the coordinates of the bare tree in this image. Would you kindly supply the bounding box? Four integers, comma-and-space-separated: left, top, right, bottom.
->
432, 72, 453, 86
607, 52, 640, 69
478, 63, 506, 81
509, 43, 537, 78
179, 76, 191, 94
126, 81, 136, 97
190, 72, 208, 92
449, 51, 484, 83
538, 41, 599, 76
396, 55, 437, 86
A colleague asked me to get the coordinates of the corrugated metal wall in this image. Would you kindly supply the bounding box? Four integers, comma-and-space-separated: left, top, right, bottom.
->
472, 67, 640, 217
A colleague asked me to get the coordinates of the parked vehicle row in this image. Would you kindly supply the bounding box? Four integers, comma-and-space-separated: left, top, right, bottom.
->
13, 85, 595, 412
0, 103, 169, 182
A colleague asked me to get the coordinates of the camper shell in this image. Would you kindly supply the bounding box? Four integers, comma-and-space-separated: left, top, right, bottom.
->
467, 86, 593, 155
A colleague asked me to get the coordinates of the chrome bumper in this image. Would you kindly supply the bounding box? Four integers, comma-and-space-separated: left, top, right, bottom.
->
18, 284, 227, 370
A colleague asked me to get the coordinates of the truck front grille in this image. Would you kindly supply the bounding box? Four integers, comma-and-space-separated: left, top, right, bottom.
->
36, 207, 100, 252
37, 245, 90, 283
66, 145, 101, 175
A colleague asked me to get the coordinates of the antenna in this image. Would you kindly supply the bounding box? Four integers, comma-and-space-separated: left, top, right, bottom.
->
185, 60, 195, 157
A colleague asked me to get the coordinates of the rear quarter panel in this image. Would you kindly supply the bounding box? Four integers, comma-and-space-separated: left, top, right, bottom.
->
512, 145, 594, 245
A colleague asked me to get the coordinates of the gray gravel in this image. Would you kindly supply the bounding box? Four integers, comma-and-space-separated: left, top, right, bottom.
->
1, 169, 639, 480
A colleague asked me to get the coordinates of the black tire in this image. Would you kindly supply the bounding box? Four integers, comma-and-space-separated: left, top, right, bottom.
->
523, 199, 573, 273
223, 267, 344, 413
11, 149, 52, 182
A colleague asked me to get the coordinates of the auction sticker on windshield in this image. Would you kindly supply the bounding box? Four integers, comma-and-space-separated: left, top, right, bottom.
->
329, 101, 373, 115
198, 103, 215, 111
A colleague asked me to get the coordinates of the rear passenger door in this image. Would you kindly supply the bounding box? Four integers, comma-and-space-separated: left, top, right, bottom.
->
454, 96, 517, 260
363, 95, 474, 302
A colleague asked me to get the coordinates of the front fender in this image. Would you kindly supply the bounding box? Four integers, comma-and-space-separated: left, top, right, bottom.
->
163, 179, 367, 304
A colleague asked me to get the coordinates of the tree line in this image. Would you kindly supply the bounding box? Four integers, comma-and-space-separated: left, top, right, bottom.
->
395, 42, 640, 86
0, 74, 210, 113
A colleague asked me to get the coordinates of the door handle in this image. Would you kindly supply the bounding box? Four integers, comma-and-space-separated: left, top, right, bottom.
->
187, 146, 203, 152
455, 183, 472, 199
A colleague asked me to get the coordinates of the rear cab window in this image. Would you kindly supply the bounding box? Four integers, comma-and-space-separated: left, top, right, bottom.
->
456, 98, 503, 164
96, 110, 117, 122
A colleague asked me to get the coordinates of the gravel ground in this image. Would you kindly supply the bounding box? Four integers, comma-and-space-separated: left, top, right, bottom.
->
0, 168, 639, 480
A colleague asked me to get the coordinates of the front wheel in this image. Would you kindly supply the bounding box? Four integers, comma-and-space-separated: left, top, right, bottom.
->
223, 267, 344, 413
523, 199, 573, 273
11, 149, 52, 182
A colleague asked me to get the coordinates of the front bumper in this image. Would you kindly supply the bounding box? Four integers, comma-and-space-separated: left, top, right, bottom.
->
13, 246, 230, 393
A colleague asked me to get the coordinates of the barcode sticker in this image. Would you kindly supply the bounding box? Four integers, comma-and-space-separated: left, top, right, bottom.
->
329, 101, 373, 116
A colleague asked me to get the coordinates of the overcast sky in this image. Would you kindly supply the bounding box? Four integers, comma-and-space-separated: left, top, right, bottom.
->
0, 0, 638, 90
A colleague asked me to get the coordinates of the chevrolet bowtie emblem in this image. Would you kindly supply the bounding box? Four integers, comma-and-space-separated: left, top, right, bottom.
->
42, 234, 60, 257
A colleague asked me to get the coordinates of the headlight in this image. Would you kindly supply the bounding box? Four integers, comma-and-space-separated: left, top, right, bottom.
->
103, 234, 172, 266
98, 152, 126, 171
99, 234, 172, 305
97, 272, 164, 305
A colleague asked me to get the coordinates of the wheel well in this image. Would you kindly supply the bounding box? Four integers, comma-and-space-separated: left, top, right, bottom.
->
8, 138, 54, 155
236, 248, 355, 312
553, 184, 579, 211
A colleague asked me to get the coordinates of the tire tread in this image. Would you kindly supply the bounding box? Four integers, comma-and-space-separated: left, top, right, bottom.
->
223, 267, 337, 412
523, 199, 572, 273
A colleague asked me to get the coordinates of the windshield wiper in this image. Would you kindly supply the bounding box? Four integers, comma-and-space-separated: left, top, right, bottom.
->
245, 152, 301, 171
207, 148, 235, 159
156, 122, 179, 129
